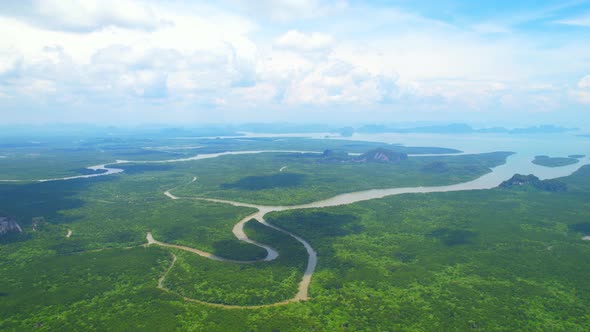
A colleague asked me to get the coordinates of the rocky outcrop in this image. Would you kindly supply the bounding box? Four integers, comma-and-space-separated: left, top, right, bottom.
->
320, 148, 409, 164
0, 216, 22, 235
357, 148, 408, 163
499, 174, 567, 192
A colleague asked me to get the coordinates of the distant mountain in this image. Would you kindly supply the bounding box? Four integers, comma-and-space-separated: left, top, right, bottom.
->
477, 127, 509, 133
410, 123, 474, 134
358, 123, 474, 134
236, 123, 336, 134
356, 124, 391, 133
159, 127, 240, 137
356, 123, 577, 135
508, 125, 576, 134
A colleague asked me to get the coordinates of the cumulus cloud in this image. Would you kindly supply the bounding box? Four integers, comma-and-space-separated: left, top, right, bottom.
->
0, 0, 260, 109
1, 1, 590, 123
255, 53, 400, 105
86, 44, 255, 101
118, 70, 167, 99
231, 82, 279, 105
3, 0, 161, 32
275, 30, 334, 51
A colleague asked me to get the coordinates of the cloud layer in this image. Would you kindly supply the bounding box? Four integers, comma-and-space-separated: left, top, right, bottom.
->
0, 0, 589, 124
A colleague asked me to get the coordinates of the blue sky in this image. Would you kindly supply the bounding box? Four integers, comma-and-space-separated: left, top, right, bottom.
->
0, 0, 589, 126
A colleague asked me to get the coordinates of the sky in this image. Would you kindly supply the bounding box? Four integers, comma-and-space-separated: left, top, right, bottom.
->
0, 0, 590, 127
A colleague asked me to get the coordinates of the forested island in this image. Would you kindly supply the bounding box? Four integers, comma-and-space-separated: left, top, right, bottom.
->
532, 155, 579, 167
321, 148, 408, 163
499, 174, 567, 192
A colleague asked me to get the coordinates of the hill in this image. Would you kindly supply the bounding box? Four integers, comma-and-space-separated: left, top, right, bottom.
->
356, 148, 408, 163
0, 215, 21, 235
499, 174, 567, 192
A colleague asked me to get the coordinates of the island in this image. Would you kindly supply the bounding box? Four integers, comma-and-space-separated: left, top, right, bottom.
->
0, 215, 21, 236
321, 148, 408, 163
499, 174, 567, 192
532, 155, 579, 167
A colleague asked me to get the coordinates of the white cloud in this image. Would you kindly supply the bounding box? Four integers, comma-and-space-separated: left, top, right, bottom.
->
256, 50, 313, 82
227, 0, 347, 22
0, 1, 589, 123
22, 78, 57, 96
0, 49, 22, 76
118, 70, 167, 98
0, 1, 260, 106
275, 30, 334, 51
232, 82, 278, 105
573, 75, 590, 104
23, 0, 161, 32
578, 75, 590, 89
555, 13, 590, 27
259, 55, 399, 105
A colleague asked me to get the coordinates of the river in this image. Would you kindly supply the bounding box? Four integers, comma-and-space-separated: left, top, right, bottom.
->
2, 133, 588, 308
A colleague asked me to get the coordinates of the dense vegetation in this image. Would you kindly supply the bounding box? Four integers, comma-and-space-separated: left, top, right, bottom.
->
1, 136, 589, 331
0, 136, 458, 180
263, 165, 590, 330
173, 151, 512, 205
0, 165, 263, 259
164, 220, 307, 306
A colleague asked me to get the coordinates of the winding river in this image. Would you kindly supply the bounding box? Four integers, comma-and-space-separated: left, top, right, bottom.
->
2, 138, 589, 308
147, 150, 590, 309
0, 150, 320, 183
